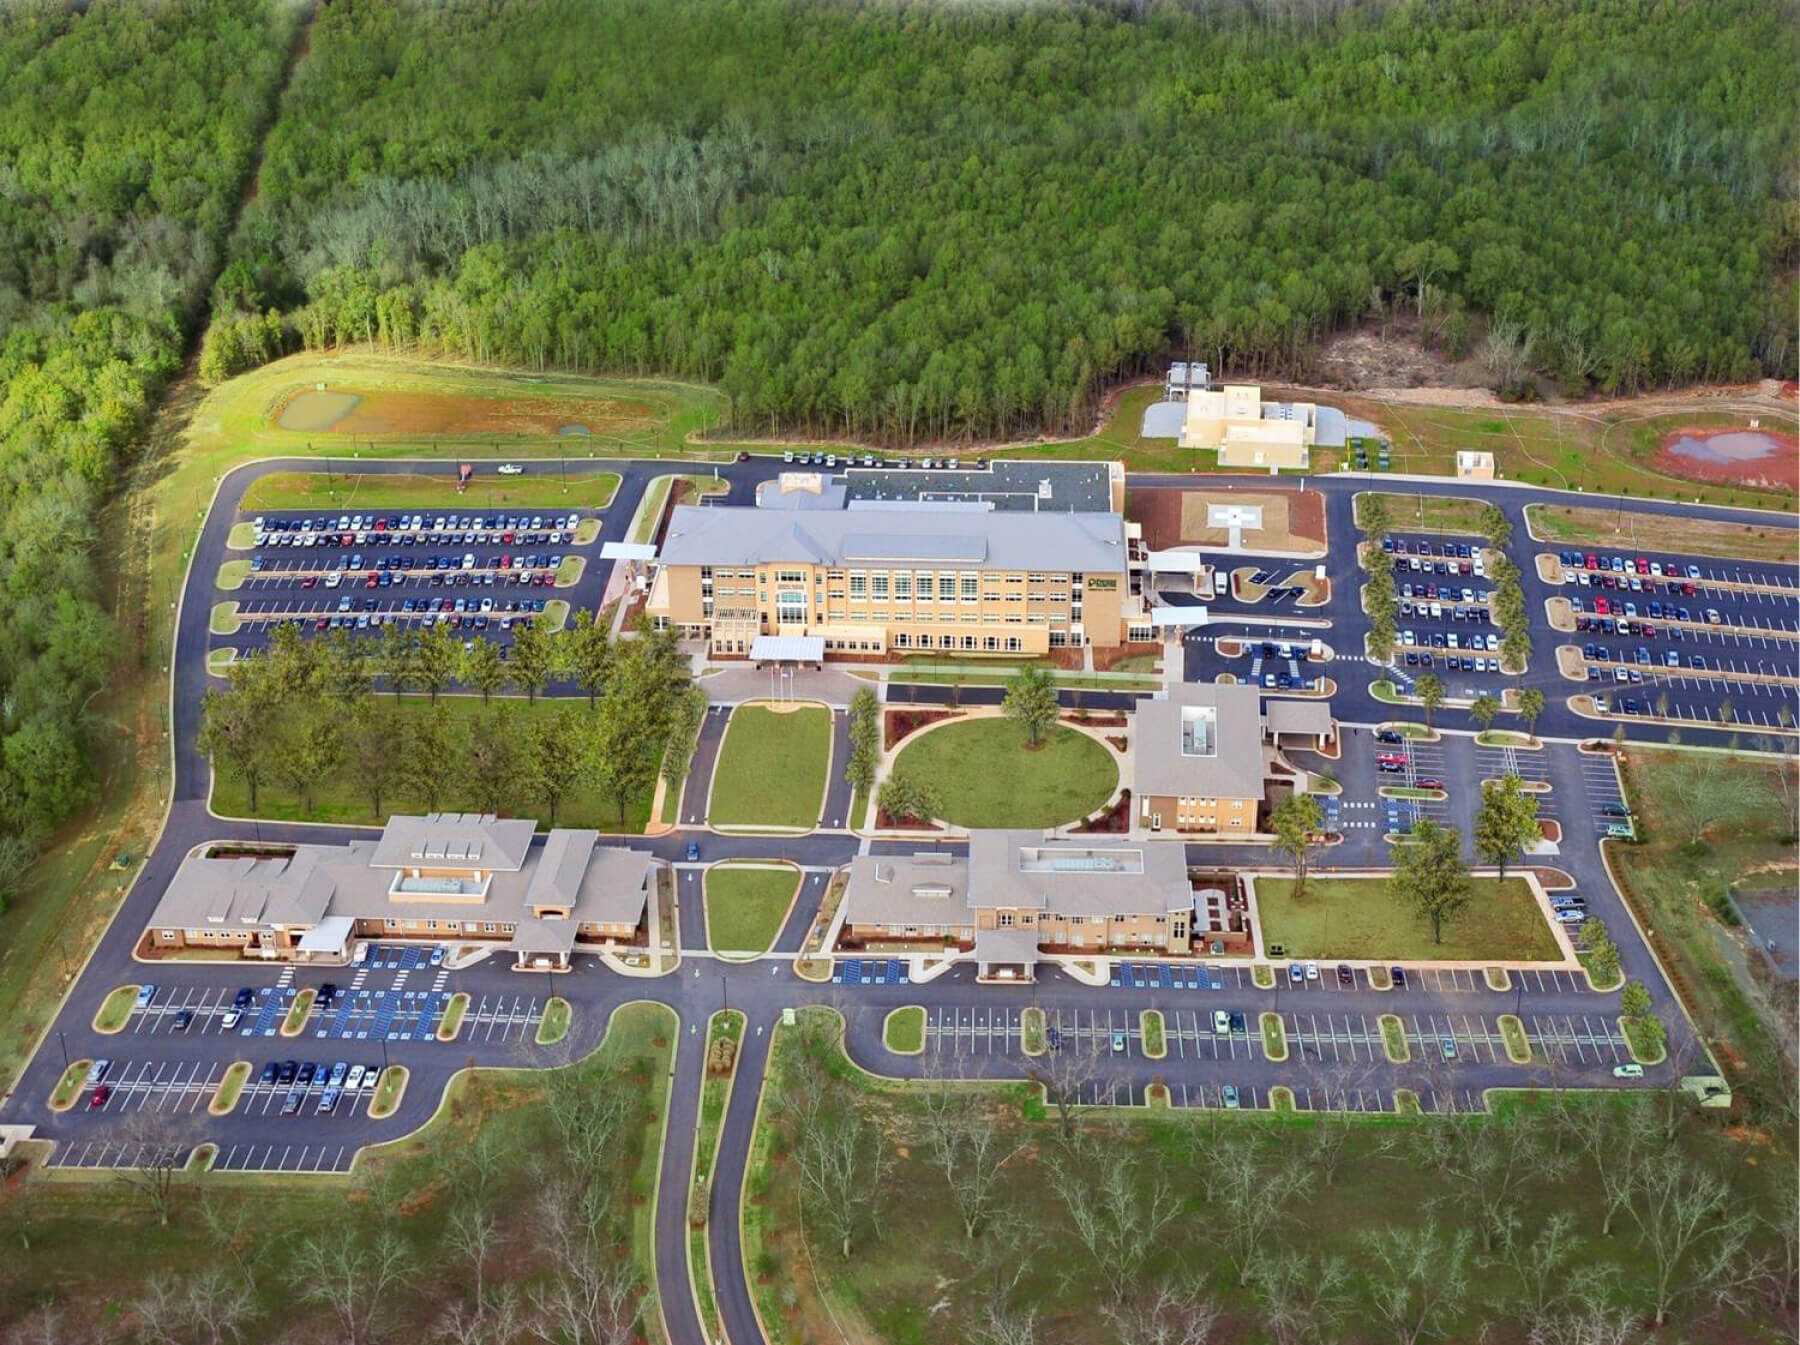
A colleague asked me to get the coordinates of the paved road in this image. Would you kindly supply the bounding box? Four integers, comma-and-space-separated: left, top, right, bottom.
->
3, 453, 1791, 1345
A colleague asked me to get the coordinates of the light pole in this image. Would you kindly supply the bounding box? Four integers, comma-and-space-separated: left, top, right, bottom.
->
720, 975, 729, 1015
57, 1031, 67, 1070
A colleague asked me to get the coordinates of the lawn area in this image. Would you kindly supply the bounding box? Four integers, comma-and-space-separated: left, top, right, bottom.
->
1355, 491, 1494, 537
627, 471, 729, 544
368, 1065, 408, 1118
93, 985, 138, 1034
209, 693, 656, 832
708, 704, 831, 829
704, 864, 799, 958
890, 718, 1117, 829
208, 1061, 250, 1115
535, 997, 571, 1045
883, 1006, 925, 1054
1526, 503, 1800, 565
1255, 876, 1561, 961
1611, 746, 1797, 1104
436, 992, 469, 1041
240, 469, 620, 513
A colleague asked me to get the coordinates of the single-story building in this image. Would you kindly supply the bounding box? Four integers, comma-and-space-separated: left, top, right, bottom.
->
1456, 450, 1496, 479
145, 813, 656, 970
1178, 385, 1319, 472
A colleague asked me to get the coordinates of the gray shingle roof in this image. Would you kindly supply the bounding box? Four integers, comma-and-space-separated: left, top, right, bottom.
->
659, 505, 1127, 574
968, 832, 1193, 918
842, 852, 974, 929
1131, 684, 1270, 802
369, 813, 536, 872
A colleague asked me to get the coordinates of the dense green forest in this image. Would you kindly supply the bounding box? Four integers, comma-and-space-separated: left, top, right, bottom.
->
210, 0, 1798, 435
0, 0, 295, 889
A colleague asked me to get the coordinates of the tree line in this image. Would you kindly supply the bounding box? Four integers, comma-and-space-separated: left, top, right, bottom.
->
199, 618, 704, 828
202, 0, 1796, 424
0, 0, 296, 906
765, 1008, 1794, 1344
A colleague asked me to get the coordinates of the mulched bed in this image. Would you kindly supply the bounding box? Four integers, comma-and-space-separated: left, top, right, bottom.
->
875, 809, 939, 831
1106, 736, 1128, 751
1073, 789, 1132, 833
885, 708, 955, 750
1063, 712, 1127, 728
1092, 642, 1159, 672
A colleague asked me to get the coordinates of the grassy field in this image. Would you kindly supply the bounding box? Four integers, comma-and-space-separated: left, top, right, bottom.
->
209, 693, 655, 832
241, 469, 620, 512
1256, 876, 1561, 961
704, 864, 799, 957
1611, 747, 1797, 1104
708, 704, 831, 829
890, 719, 1118, 829
535, 997, 571, 1045
1355, 491, 1494, 536
1527, 503, 1799, 564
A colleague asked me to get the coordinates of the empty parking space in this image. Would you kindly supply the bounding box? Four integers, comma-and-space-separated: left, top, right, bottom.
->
1526, 1012, 1628, 1065
44, 1137, 349, 1174
461, 994, 545, 1044
79, 1059, 223, 1115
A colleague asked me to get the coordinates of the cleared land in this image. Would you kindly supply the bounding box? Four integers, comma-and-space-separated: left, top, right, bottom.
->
1256, 876, 1561, 961
241, 469, 619, 512
708, 704, 831, 829
891, 719, 1117, 829
1527, 503, 1798, 565
704, 864, 799, 957
209, 694, 656, 832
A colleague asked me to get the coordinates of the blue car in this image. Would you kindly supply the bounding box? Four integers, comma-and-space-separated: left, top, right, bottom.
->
686, 840, 700, 862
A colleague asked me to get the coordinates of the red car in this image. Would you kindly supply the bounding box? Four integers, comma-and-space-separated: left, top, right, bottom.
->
88, 1084, 111, 1109
1584, 554, 1598, 570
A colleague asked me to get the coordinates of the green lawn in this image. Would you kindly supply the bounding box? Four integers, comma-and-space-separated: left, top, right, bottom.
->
535, 997, 571, 1045
708, 704, 831, 829
891, 718, 1117, 829
240, 469, 619, 512
93, 985, 138, 1033
1355, 491, 1495, 537
883, 1006, 925, 1054
1256, 876, 1561, 961
704, 865, 799, 957
209, 693, 656, 832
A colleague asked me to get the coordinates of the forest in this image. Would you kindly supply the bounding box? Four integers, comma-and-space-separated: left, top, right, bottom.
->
0, 0, 295, 896
207, 0, 1799, 436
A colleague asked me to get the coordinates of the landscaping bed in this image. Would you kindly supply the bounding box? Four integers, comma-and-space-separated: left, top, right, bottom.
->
534, 998, 570, 1046
884, 707, 957, 750
1072, 788, 1131, 834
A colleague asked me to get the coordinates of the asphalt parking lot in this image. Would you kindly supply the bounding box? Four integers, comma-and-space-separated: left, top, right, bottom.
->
220, 506, 598, 657
1385, 534, 1518, 686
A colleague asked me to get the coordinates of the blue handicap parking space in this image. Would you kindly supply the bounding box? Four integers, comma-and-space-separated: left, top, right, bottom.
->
243, 989, 291, 1037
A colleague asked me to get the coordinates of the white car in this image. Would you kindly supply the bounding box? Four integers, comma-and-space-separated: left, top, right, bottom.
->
497, 463, 524, 476
1613, 1063, 1644, 1079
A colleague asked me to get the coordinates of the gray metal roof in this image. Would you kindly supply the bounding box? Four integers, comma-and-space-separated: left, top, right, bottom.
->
841, 459, 1116, 514
1265, 698, 1334, 739
749, 635, 825, 662
967, 832, 1193, 918
1131, 684, 1269, 802
659, 505, 1127, 574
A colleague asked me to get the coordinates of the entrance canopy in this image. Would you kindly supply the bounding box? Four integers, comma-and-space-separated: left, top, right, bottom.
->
600, 541, 658, 562
1148, 605, 1208, 628
750, 635, 825, 662
1145, 550, 1203, 576
296, 916, 354, 955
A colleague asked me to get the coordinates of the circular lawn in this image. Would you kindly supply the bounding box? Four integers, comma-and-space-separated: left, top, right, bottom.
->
890, 718, 1117, 829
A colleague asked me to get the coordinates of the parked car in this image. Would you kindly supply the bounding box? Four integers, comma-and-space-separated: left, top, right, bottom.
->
85, 1060, 111, 1086
1336, 964, 1354, 987
1288, 962, 1304, 984
1111, 1031, 1126, 1053
173, 1009, 194, 1031
1391, 966, 1407, 987
1212, 1010, 1231, 1035
259, 1062, 279, 1084
1221, 1085, 1240, 1109
1441, 1037, 1458, 1059
221, 1009, 242, 1029
497, 463, 523, 475
88, 1085, 111, 1109
1613, 1063, 1645, 1079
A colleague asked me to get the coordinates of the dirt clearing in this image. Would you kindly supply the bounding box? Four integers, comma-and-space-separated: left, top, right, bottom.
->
1128, 486, 1326, 553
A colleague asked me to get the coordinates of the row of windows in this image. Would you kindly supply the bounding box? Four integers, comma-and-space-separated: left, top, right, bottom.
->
892, 633, 1025, 651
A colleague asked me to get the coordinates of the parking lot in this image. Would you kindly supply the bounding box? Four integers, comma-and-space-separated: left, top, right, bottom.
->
1356, 732, 1452, 837
49, 1136, 357, 1174
1549, 545, 1800, 728
1383, 535, 1518, 687
220, 507, 596, 656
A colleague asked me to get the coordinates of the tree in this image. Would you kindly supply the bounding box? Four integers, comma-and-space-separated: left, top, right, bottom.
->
846, 686, 880, 799
1628, 1157, 1757, 1327
1269, 793, 1322, 898
788, 1024, 891, 1260
464, 707, 519, 814
268, 703, 344, 814
1414, 673, 1446, 727
1517, 687, 1546, 737
1469, 692, 1501, 731
658, 683, 707, 800
460, 637, 508, 704
1577, 917, 1620, 987
289, 1231, 413, 1345
349, 700, 405, 818
403, 705, 455, 811
592, 686, 660, 826
1200, 1132, 1310, 1289
1360, 1223, 1474, 1345
919, 1062, 1027, 1240
566, 606, 613, 707
1003, 664, 1059, 747
509, 621, 555, 703
878, 767, 941, 825
416, 624, 461, 704
1663, 751, 1762, 848
1388, 817, 1470, 945
1051, 1134, 1185, 1301
196, 668, 275, 811
1247, 1249, 1350, 1345
131, 1267, 260, 1345
1474, 775, 1540, 879
376, 624, 415, 699
112, 1114, 193, 1227
1101, 1282, 1220, 1345
1025, 1028, 1101, 1143
528, 706, 592, 827
1360, 494, 1390, 542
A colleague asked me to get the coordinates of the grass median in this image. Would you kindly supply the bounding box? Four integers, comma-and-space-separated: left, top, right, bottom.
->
708, 704, 831, 829
93, 986, 138, 1034
883, 1006, 925, 1055
704, 864, 799, 959
1255, 876, 1560, 962
242, 469, 620, 513
889, 718, 1117, 829
535, 997, 571, 1046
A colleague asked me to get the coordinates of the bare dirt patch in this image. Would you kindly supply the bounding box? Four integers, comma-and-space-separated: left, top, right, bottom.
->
273, 387, 658, 438
1649, 424, 1798, 491
1128, 486, 1326, 553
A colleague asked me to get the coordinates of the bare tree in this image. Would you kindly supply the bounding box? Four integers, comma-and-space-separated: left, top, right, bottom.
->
444, 1197, 507, 1317
1050, 1133, 1184, 1301
432, 1285, 524, 1345
129, 1268, 259, 1345
1247, 1249, 1350, 1345
1415, 1109, 1567, 1252
919, 1058, 1027, 1240
526, 1184, 642, 1345
1627, 1157, 1756, 1327
1199, 1132, 1309, 1288
1525, 1300, 1640, 1345
288, 1230, 413, 1345
111, 1114, 193, 1227
1360, 1222, 1474, 1345
972, 1301, 1039, 1345
1100, 1280, 1221, 1345
1025, 1030, 1102, 1144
